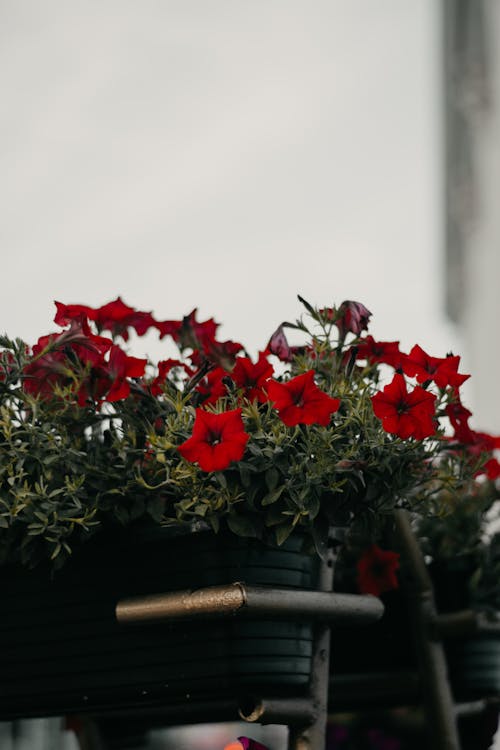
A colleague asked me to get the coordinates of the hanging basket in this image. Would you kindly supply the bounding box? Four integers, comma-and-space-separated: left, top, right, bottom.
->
0, 526, 319, 719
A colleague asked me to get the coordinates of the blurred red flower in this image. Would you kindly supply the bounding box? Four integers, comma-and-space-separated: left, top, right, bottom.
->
357, 545, 400, 596
232, 353, 274, 403
403, 344, 469, 389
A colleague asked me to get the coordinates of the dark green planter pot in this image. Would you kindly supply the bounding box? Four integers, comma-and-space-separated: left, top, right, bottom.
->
447, 635, 500, 699
0, 527, 319, 719
430, 559, 500, 700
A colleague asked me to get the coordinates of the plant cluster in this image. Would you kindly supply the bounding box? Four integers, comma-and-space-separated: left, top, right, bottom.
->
417, 479, 500, 612
0, 295, 496, 569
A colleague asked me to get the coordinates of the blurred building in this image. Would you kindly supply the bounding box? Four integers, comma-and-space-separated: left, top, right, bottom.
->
444, 0, 500, 433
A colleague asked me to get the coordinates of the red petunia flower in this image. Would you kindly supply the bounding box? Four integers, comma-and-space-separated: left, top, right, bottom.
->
265, 325, 293, 362
355, 335, 404, 369
371, 373, 436, 440
453, 426, 500, 480
335, 300, 372, 338
445, 397, 473, 438
92, 297, 156, 340
482, 457, 500, 480
55, 298, 156, 341
357, 545, 400, 596
158, 308, 218, 349
178, 408, 249, 472
158, 309, 243, 370
53, 301, 95, 327
267, 370, 340, 427
195, 366, 229, 405
403, 344, 470, 389
195, 337, 244, 371
23, 321, 113, 399
231, 352, 274, 403
87, 345, 147, 403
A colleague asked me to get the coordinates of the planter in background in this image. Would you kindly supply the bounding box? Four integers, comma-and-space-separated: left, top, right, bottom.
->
0, 526, 319, 719
449, 635, 500, 697
430, 559, 500, 700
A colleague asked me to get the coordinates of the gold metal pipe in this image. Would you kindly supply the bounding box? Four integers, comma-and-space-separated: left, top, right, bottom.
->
116, 582, 246, 623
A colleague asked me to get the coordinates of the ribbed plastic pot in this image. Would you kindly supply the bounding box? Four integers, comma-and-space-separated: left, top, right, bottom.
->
429, 558, 500, 699
0, 526, 319, 719
448, 635, 500, 698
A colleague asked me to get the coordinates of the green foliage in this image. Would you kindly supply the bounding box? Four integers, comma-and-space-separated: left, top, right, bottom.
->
0, 299, 480, 569
417, 481, 500, 611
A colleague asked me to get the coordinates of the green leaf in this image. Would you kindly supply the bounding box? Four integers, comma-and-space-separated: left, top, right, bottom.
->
297, 294, 316, 317
275, 523, 294, 546
261, 485, 286, 506
265, 468, 279, 491
215, 472, 227, 490
147, 496, 165, 522
239, 466, 252, 488
226, 514, 258, 538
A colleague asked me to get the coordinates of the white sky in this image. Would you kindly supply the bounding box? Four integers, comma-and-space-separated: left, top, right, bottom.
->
1, 3, 499, 746
1, 1, 461, 366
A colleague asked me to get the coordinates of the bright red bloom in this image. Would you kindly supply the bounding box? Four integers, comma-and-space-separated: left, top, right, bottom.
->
162, 308, 218, 349
335, 300, 372, 338
23, 348, 71, 398
99, 346, 147, 401
452, 427, 500, 479
154, 318, 183, 340
357, 545, 400, 596
231, 353, 274, 403
445, 397, 473, 438
159, 309, 243, 370
178, 408, 249, 471
78, 346, 146, 404
195, 366, 229, 405
92, 298, 156, 340
355, 335, 404, 369
371, 374, 436, 439
55, 298, 156, 341
23, 321, 113, 399
195, 336, 243, 370
267, 370, 340, 427
482, 457, 500, 480
53, 301, 94, 327
403, 344, 469, 389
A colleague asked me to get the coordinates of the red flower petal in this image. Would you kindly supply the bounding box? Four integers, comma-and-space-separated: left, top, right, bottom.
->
267, 370, 340, 427
357, 545, 400, 596
371, 374, 436, 439
178, 408, 249, 472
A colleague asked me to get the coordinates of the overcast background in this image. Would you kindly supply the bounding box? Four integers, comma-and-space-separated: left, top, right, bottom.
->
1, 3, 498, 748
0, 0, 461, 365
